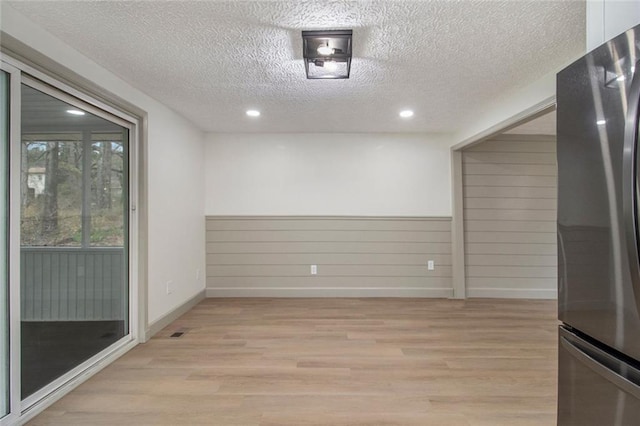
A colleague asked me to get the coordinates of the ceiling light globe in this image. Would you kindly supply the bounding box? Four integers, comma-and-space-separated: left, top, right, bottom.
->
324, 61, 338, 71
399, 110, 414, 118
317, 45, 333, 56
246, 110, 260, 117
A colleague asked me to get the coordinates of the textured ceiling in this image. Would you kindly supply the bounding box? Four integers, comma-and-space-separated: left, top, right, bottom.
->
7, 1, 585, 133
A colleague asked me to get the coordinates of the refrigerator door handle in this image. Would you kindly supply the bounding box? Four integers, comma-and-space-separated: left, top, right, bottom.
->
622, 59, 640, 314
561, 335, 640, 399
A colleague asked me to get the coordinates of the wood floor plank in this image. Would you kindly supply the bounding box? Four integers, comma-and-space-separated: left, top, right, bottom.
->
27, 298, 558, 426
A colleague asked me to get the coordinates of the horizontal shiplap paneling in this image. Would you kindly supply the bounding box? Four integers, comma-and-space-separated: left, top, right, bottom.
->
463, 174, 557, 188
465, 220, 554, 232
206, 230, 451, 242
206, 216, 452, 297
464, 209, 556, 221
465, 243, 556, 255
463, 163, 557, 176
206, 218, 451, 231
206, 241, 452, 254
463, 134, 557, 298
464, 197, 556, 210
208, 264, 453, 277
208, 276, 453, 288
466, 254, 556, 266
464, 231, 556, 244
464, 186, 556, 199
208, 253, 452, 265
463, 152, 557, 165
465, 138, 556, 153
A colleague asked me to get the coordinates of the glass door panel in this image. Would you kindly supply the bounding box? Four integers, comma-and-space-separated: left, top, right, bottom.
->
0, 70, 9, 419
20, 84, 129, 399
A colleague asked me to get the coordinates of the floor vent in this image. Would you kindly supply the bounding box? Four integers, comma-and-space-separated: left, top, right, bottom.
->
170, 331, 184, 338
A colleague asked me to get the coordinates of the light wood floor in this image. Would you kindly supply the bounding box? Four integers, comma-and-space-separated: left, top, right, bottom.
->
28, 298, 558, 425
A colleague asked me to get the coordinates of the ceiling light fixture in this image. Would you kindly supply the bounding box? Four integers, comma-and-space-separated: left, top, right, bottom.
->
66, 109, 85, 116
399, 110, 415, 118
302, 29, 352, 79
246, 110, 260, 117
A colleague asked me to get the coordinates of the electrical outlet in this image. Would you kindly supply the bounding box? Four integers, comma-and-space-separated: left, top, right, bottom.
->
427, 260, 435, 271
166, 280, 173, 295
310, 264, 317, 275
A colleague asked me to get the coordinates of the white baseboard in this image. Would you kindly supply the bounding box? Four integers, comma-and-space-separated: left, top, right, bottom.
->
206, 287, 454, 298
148, 289, 206, 337
466, 288, 557, 299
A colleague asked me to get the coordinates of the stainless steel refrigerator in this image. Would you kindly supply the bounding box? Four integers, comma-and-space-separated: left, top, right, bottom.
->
557, 24, 640, 425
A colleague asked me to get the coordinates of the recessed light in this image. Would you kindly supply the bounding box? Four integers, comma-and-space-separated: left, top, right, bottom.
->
399, 110, 414, 118
66, 109, 85, 116
246, 110, 260, 117
596, 119, 606, 125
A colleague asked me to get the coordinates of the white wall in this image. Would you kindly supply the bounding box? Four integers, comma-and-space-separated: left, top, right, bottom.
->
1, 4, 206, 324
587, 0, 640, 51
450, 72, 557, 150
146, 106, 205, 323
205, 133, 452, 217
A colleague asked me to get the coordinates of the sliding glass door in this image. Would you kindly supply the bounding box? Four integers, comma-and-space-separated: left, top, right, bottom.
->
0, 54, 138, 424
19, 82, 130, 401
0, 70, 9, 421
